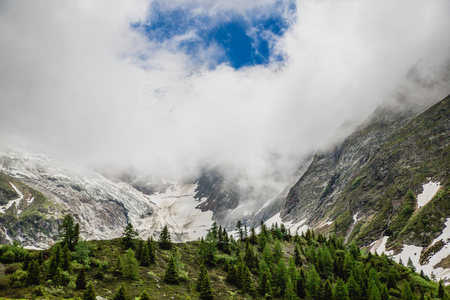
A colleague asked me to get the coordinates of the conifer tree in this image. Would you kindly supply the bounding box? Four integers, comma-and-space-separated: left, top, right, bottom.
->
135, 239, 144, 261
59, 214, 80, 251
210, 222, 218, 240
122, 222, 138, 250
222, 229, 230, 254
322, 280, 333, 300
147, 237, 156, 264
346, 275, 361, 300
297, 267, 307, 299
438, 280, 445, 299
23, 252, 30, 271
306, 265, 321, 300
83, 282, 96, 300
61, 243, 71, 271
349, 241, 360, 260
236, 220, 244, 241
367, 279, 381, 300
164, 252, 179, 284
401, 281, 415, 300
407, 257, 416, 272
113, 283, 129, 300
53, 266, 64, 286
273, 240, 283, 263
241, 265, 255, 296
226, 264, 238, 285
334, 278, 350, 300
26, 259, 40, 286
76, 267, 87, 290
294, 245, 302, 266
259, 270, 273, 298
140, 290, 151, 300
38, 251, 44, 265
159, 225, 172, 250
121, 248, 139, 280
249, 227, 258, 245
275, 259, 288, 297
140, 242, 151, 267
379, 284, 390, 300
47, 243, 61, 280
285, 277, 300, 300
244, 241, 258, 271
196, 263, 214, 300
199, 234, 217, 267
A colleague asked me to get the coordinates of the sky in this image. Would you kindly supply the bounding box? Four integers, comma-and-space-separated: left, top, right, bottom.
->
0, 0, 450, 191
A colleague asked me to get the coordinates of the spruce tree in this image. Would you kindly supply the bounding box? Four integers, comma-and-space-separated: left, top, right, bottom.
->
147, 238, 156, 264
259, 270, 273, 298
346, 275, 361, 300
159, 225, 172, 250
47, 243, 61, 280
76, 267, 87, 290
407, 257, 416, 272
306, 265, 321, 300
164, 253, 179, 284
294, 245, 302, 266
121, 248, 139, 280
140, 242, 151, 267
285, 277, 300, 300
401, 281, 415, 300
297, 267, 306, 299
23, 252, 30, 271
61, 243, 71, 271
26, 259, 40, 286
83, 282, 96, 300
322, 280, 333, 300
122, 222, 138, 250
241, 265, 255, 296
236, 220, 244, 241
275, 259, 288, 297
113, 283, 129, 300
379, 284, 390, 300
197, 263, 214, 300
438, 280, 445, 299
59, 214, 80, 251
334, 278, 350, 300
367, 279, 381, 300
244, 241, 258, 271
140, 290, 151, 300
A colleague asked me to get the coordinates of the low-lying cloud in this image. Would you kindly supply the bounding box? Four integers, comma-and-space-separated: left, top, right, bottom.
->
1, 0, 449, 189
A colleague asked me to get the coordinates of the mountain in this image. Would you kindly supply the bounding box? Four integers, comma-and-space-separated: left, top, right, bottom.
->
275, 94, 450, 281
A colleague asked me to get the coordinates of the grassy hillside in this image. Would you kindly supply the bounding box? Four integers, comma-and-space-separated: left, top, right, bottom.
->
0, 220, 448, 300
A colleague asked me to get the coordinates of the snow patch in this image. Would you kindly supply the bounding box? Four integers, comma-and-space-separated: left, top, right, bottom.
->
262, 213, 309, 235
432, 218, 450, 246
2, 226, 13, 244
317, 220, 333, 228
370, 236, 390, 255
417, 181, 441, 209
0, 183, 24, 214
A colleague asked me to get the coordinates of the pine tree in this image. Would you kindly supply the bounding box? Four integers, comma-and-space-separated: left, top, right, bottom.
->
197, 263, 214, 300
61, 243, 71, 271
159, 225, 172, 250
322, 280, 333, 300
306, 265, 321, 300
121, 248, 139, 280
274, 259, 288, 297
140, 242, 151, 267
334, 278, 350, 300
241, 265, 255, 296
113, 283, 129, 300
59, 214, 80, 251
164, 252, 179, 284
140, 290, 151, 300
83, 282, 96, 300
26, 259, 40, 285
285, 277, 300, 300
122, 222, 138, 250
76, 268, 87, 290
401, 281, 415, 300
147, 238, 156, 264
258, 270, 273, 298
346, 275, 361, 300
438, 280, 445, 299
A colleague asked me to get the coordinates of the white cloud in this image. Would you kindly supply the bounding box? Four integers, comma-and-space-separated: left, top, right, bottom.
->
0, 0, 449, 193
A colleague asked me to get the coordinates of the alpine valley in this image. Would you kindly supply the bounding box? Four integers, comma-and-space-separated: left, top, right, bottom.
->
0, 93, 449, 287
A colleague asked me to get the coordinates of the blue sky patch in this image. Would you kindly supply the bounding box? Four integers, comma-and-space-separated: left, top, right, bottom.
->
133, 1, 295, 69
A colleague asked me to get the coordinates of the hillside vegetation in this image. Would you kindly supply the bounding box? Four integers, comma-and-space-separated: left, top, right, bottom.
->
0, 216, 448, 300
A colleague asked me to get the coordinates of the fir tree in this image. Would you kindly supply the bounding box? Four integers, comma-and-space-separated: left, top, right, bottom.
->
122, 222, 138, 250
83, 282, 96, 300
147, 237, 156, 264
140, 242, 151, 267
334, 278, 350, 300
306, 265, 321, 300
259, 270, 273, 298
140, 290, 151, 300
59, 214, 80, 251
26, 259, 40, 286
76, 267, 87, 290
285, 277, 300, 300
438, 280, 445, 299
121, 248, 139, 280
113, 283, 129, 300
196, 263, 214, 300
322, 280, 333, 300
401, 281, 415, 300
159, 225, 172, 250
61, 243, 71, 271
164, 252, 179, 284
